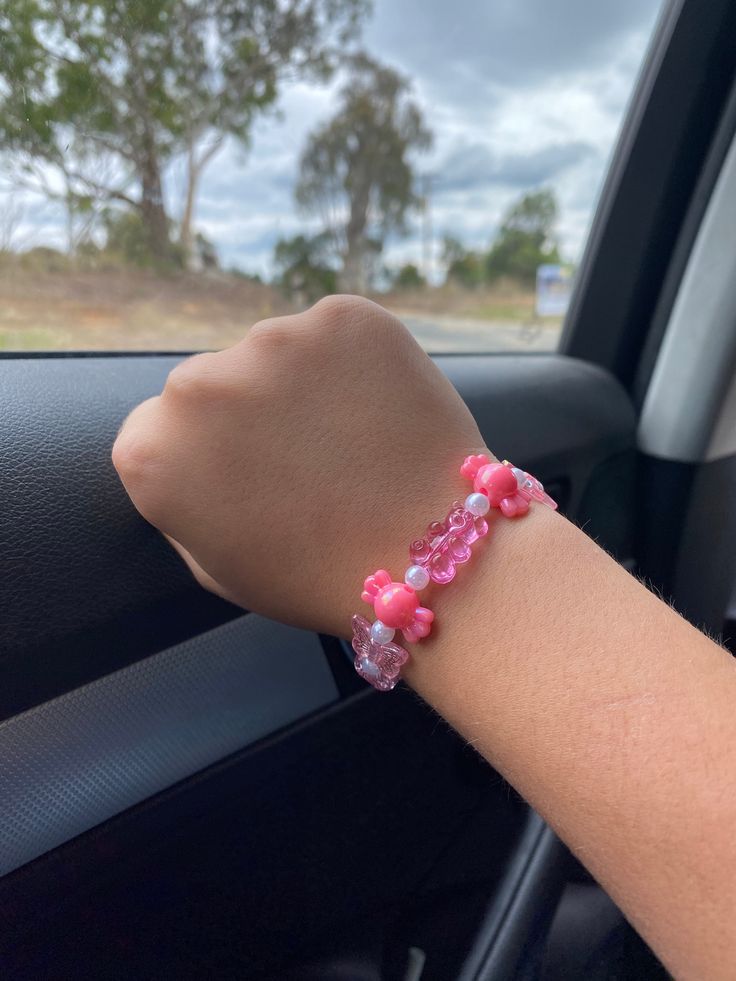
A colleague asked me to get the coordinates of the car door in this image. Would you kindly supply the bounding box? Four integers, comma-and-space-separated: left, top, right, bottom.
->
2, 0, 736, 978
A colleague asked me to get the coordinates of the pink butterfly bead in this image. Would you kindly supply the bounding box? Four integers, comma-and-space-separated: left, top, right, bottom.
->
361, 569, 434, 643
351, 615, 409, 691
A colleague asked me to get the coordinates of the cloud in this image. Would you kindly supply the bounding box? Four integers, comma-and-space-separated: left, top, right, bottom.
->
365, 0, 663, 99
435, 140, 599, 192
2, 0, 665, 276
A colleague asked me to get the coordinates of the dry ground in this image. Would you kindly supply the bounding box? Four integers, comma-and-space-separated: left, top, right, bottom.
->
0, 267, 561, 353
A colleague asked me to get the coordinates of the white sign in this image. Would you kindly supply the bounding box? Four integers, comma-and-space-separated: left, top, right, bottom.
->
536, 264, 573, 318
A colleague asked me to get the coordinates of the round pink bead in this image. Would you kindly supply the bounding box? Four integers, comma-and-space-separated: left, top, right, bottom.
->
374, 583, 417, 629
475, 464, 517, 506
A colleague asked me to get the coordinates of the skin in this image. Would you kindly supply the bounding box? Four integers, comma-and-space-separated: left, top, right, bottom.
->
113, 295, 736, 979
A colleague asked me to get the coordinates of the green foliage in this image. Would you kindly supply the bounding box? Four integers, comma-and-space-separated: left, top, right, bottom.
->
103, 209, 184, 268
0, 0, 370, 262
485, 189, 561, 286
273, 232, 337, 302
442, 189, 563, 289
392, 262, 425, 290
17, 246, 72, 274
228, 267, 262, 284
103, 210, 157, 267
296, 52, 432, 291
194, 232, 219, 271
442, 236, 484, 288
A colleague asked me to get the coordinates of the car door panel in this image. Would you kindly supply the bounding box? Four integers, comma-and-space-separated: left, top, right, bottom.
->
0, 352, 636, 980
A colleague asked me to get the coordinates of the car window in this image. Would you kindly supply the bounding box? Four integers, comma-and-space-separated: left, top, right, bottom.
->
0, 0, 664, 354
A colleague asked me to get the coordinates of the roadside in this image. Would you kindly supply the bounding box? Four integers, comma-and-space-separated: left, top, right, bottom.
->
0, 267, 562, 354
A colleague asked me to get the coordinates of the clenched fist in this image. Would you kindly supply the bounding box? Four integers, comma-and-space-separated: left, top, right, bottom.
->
112, 295, 485, 637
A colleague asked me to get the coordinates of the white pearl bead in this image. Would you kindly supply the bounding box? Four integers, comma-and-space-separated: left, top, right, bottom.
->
465, 492, 490, 516
370, 620, 395, 645
404, 564, 430, 590
511, 467, 526, 487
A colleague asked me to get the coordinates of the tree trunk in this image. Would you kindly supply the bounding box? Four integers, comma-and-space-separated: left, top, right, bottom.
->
340, 242, 367, 293
339, 181, 371, 292
139, 154, 172, 265
179, 141, 199, 271
179, 136, 224, 271
179, 170, 198, 271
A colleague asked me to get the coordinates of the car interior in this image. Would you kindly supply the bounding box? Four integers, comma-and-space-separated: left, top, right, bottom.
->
2, 0, 736, 977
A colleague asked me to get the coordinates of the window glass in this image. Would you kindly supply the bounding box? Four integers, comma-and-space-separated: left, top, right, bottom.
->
0, 0, 664, 353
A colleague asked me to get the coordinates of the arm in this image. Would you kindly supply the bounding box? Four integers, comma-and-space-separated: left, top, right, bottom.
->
113, 295, 736, 979
408, 502, 736, 980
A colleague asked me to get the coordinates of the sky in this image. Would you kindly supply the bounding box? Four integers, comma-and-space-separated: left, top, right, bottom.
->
5, 0, 665, 279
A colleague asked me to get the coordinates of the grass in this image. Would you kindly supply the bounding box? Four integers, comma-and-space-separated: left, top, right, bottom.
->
0, 327, 67, 351
0, 263, 558, 353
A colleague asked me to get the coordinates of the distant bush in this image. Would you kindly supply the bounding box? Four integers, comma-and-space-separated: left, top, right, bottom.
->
273, 233, 337, 302
17, 247, 73, 274
228, 267, 263, 284
442, 188, 563, 290
103, 209, 184, 269
392, 262, 425, 290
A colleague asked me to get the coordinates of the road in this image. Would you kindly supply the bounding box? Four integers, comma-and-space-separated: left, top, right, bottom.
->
396, 311, 562, 354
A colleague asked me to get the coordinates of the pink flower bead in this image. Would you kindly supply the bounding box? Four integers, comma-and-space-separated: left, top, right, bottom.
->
361, 569, 434, 642
475, 463, 518, 506
374, 582, 416, 629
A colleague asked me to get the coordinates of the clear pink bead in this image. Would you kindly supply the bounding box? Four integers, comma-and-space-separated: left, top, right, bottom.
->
351, 614, 409, 691
409, 504, 488, 584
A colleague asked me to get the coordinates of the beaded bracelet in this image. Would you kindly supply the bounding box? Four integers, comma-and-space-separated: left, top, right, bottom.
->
351, 455, 557, 691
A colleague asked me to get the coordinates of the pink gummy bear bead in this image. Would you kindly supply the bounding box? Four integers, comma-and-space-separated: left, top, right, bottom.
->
409, 503, 488, 584
475, 463, 518, 506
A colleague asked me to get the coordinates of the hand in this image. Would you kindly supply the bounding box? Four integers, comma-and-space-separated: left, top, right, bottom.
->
112, 295, 485, 637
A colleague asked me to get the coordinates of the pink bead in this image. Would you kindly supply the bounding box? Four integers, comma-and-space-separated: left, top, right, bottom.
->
409, 503, 488, 584
374, 583, 417, 629
361, 569, 435, 642
460, 453, 491, 480
351, 615, 409, 691
361, 569, 392, 604
475, 464, 518, 506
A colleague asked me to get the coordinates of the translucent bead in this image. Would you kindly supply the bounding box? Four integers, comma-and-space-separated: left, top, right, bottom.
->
405, 564, 430, 590
351, 615, 409, 692
464, 492, 490, 517
511, 467, 526, 487
370, 620, 395, 645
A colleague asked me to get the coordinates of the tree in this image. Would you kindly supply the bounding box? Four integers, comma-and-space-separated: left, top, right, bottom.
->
0, 0, 369, 265
296, 53, 432, 292
273, 232, 337, 303
392, 262, 424, 290
485, 188, 561, 286
442, 235, 484, 288
103, 208, 171, 267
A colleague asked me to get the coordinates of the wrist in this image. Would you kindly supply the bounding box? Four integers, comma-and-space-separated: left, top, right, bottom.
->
401, 502, 561, 700
348, 451, 559, 693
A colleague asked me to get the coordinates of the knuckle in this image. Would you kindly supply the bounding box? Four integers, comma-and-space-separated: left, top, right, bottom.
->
164, 352, 221, 402
111, 398, 166, 521
309, 294, 401, 347
311, 293, 374, 327
112, 427, 160, 492
247, 317, 290, 350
